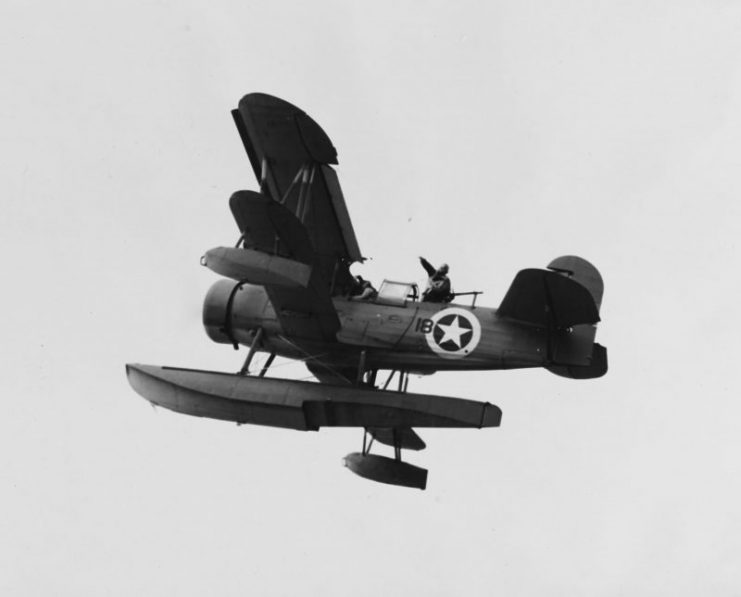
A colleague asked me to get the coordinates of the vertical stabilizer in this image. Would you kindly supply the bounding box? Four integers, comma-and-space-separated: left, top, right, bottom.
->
545, 256, 607, 379
547, 256, 604, 312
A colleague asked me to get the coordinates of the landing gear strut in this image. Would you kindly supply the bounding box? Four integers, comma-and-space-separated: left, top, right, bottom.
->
238, 328, 275, 377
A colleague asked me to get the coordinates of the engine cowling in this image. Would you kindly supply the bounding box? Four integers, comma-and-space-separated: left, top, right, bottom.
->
202, 279, 275, 345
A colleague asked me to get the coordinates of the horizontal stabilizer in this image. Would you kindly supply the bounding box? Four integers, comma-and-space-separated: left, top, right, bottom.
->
201, 247, 311, 287
126, 364, 502, 431
498, 269, 600, 327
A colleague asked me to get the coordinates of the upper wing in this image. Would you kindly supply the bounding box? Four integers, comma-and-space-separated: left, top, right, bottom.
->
210, 93, 365, 342
232, 93, 362, 285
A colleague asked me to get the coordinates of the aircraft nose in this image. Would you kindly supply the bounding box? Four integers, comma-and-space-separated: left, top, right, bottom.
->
202, 279, 238, 345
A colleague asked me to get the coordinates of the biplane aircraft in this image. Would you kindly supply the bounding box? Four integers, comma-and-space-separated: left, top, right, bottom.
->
126, 93, 607, 490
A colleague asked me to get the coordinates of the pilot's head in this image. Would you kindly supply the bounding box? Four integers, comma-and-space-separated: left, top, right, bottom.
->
438, 263, 449, 275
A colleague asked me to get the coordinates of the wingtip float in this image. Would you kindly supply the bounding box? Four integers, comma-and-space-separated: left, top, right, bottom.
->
127, 93, 606, 490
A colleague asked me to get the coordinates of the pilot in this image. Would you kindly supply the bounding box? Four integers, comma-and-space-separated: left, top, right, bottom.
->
419, 257, 453, 303
349, 275, 377, 301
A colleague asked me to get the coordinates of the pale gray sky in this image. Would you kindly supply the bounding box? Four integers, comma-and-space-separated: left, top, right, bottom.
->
3, 1, 741, 595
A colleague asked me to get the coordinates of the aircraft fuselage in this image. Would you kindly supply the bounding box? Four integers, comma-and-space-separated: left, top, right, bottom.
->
203, 279, 549, 374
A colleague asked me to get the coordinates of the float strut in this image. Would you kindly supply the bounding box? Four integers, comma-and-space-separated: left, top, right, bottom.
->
398, 370, 409, 393
258, 352, 276, 377
356, 350, 367, 385
239, 327, 264, 376
361, 428, 374, 455
382, 370, 396, 390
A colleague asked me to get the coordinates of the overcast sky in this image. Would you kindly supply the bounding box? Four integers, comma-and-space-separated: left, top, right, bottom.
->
3, 1, 741, 595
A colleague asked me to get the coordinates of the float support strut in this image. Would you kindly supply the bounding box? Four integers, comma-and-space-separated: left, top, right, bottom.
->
239, 327, 264, 376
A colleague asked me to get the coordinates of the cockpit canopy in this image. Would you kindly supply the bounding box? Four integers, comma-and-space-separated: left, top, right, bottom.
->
375, 280, 418, 307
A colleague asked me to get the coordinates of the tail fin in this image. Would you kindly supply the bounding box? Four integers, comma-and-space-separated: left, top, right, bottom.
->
498, 256, 607, 379
546, 256, 607, 378
546, 256, 603, 311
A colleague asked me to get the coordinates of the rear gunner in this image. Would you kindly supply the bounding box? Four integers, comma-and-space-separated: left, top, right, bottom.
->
419, 257, 454, 303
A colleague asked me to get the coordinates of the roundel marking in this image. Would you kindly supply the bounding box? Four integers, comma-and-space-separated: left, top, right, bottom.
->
425, 307, 481, 359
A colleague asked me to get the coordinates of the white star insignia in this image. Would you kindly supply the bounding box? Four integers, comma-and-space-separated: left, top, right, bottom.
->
436, 315, 469, 349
